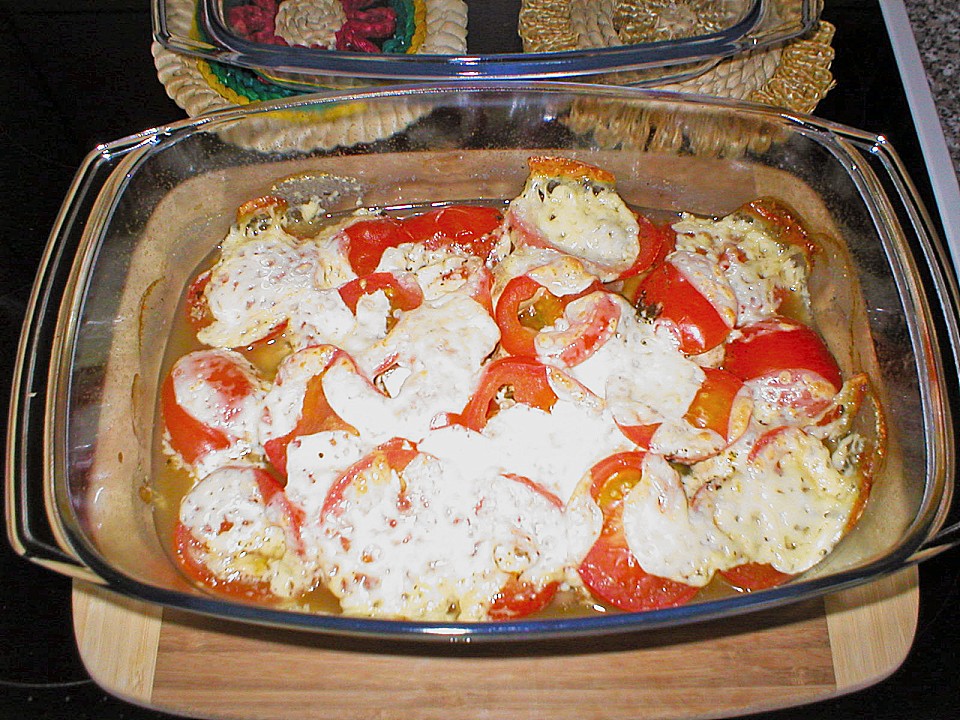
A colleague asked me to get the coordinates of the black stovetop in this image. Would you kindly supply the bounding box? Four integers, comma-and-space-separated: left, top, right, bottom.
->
1, 1, 957, 718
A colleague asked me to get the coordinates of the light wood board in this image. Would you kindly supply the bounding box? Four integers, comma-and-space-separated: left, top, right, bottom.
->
72, 566, 918, 719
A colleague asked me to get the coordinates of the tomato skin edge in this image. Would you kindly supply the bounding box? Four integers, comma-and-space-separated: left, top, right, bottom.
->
722, 317, 842, 392
458, 357, 559, 432
487, 578, 559, 620
579, 451, 699, 612
632, 260, 732, 355
720, 562, 793, 592
161, 370, 233, 467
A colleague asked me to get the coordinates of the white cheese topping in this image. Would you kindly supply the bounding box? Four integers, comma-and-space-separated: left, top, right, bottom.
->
508, 173, 640, 280
317, 448, 566, 621
673, 213, 810, 326
710, 427, 861, 574
323, 294, 499, 443
622, 454, 739, 586
179, 466, 320, 598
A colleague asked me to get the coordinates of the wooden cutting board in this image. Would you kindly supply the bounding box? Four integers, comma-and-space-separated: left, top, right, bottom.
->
72, 566, 919, 719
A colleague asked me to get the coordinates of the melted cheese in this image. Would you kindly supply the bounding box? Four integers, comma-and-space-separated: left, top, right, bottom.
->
322, 294, 499, 443
179, 466, 319, 598
622, 454, 739, 586
508, 173, 640, 280
316, 449, 568, 621
570, 297, 704, 432
711, 427, 861, 574
167, 172, 873, 619
673, 213, 809, 326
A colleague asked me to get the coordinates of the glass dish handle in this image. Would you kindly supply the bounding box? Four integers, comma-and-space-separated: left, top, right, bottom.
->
871, 138, 960, 562
4, 146, 123, 585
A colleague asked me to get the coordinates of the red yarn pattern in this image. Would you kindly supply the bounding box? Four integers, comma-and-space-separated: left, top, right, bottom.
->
225, 0, 397, 53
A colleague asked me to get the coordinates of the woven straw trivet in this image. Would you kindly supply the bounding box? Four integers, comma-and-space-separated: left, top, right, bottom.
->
518, 0, 835, 115
520, 0, 836, 156
153, 0, 466, 152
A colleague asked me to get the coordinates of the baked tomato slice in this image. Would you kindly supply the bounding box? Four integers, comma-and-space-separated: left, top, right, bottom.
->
683, 367, 752, 445
578, 453, 699, 612
261, 346, 359, 477
161, 349, 263, 468
342, 216, 414, 276
175, 465, 307, 602
401, 205, 503, 261
720, 562, 793, 592
457, 357, 559, 431
488, 576, 559, 621
723, 317, 842, 418
723, 317, 842, 389
534, 291, 621, 368
338, 271, 424, 331
495, 275, 603, 358
617, 213, 677, 280
630, 257, 733, 355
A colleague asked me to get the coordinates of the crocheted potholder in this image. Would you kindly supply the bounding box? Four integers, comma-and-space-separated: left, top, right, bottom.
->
154, 0, 467, 151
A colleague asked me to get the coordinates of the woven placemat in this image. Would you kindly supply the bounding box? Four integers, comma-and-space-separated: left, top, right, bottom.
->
519, 0, 836, 114
153, 0, 466, 152
518, 0, 836, 157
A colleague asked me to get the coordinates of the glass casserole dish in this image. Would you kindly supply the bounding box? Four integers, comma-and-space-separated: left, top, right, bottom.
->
153, 0, 820, 85
6, 82, 960, 641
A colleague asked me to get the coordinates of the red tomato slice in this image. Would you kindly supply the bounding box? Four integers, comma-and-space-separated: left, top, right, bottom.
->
723, 317, 842, 391
535, 291, 621, 368
343, 217, 414, 276
683, 367, 751, 444
740, 197, 819, 262
631, 259, 732, 355
175, 466, 303, 602
495, 275, 564, 357
321, 438, 420, 518
495, 275, 603, 358
617, 214, 677, 280
488, 577, 559, 621
614, 422, 659, 450
401, 205, 503, 261
161, 350, 261, 467
262, 349, 359, 477
578, 452, 699, 612
458, 357, 559, 431
338, 271, 424, 320
720, 562, 793, 592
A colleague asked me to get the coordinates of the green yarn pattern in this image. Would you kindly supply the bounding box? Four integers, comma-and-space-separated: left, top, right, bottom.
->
208, 60, 305, 101
381, 0, 416, 54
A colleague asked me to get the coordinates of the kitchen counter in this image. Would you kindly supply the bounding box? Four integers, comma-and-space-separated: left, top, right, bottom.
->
904, 0, 959, 175
1, 1, 958, 719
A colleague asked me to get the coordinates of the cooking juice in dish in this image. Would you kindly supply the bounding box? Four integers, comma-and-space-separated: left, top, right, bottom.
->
152, 156, 883, 622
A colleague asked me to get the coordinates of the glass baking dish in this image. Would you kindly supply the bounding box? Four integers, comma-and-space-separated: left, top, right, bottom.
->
6, 82, 960, 641
153, 0, 820, 84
